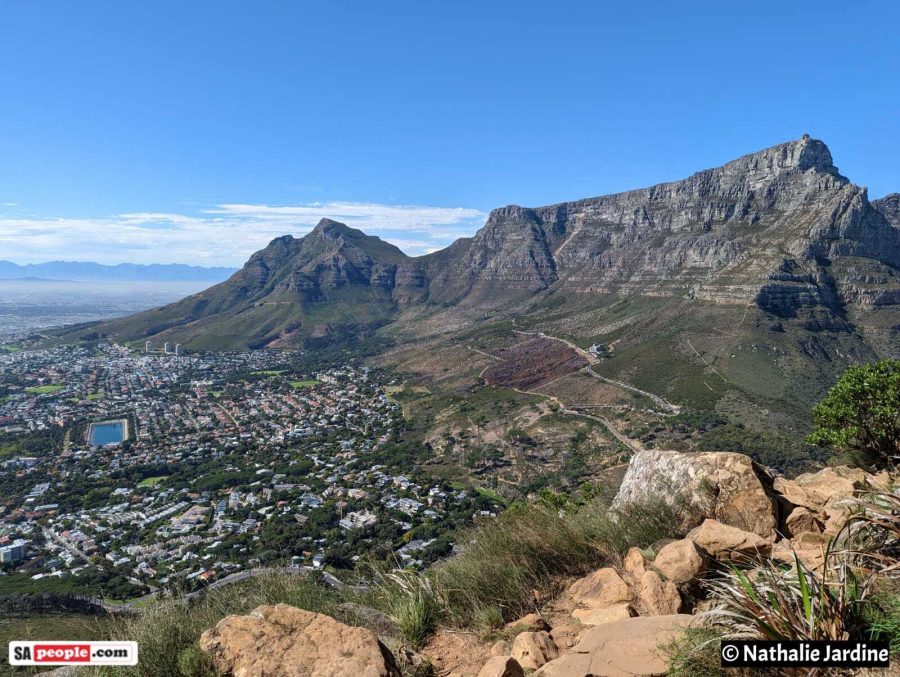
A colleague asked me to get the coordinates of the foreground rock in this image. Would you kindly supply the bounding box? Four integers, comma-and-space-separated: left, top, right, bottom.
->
612, 450, 777, 537
534, 615, 695, 677
687, 518, 773, 562
638, 571, 682, 615
568, 567, 632, 608
651, 538, 706, 584
511, 631, 559, 669
199, 604, 400, 677
478, 656, 525, 677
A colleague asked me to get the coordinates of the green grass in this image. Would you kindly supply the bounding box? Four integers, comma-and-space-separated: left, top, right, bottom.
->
289, 379, 320, 389
864, 583, 900, 655
97, 573, 340, 677
252, 369, 285, 376
25, 384, 64, 395
138, 476, 167, 487
433, 491, 683, 626
87, 391, 106, 400
0, 613, 108, 674
663, 626, 728, 677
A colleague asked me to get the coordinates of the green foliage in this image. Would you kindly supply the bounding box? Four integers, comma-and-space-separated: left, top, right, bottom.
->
707, 491, 899, 644
101, 573, 338, 677
373, 569, 439, 649
699, 423, 827, 477
863, 585, 900, 655
434, 493, 682, 626
807, 359, 900, 469
663, 626, 727, 677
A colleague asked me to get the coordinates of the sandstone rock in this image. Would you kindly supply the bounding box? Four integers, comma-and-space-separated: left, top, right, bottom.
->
505, 612, 548, 632
651, 538, 706, 584
869, 471, 892, 490
612, 450, 777, 537
687, 518, 772, 562
784, 507, 824, 537
534, 615, 695, 677
549, 623, 584, 650
622, 547, 648, 579
199, 604, 400, 677
773, 477, 818, 511
794, 467, 861, 508
772, 540, 826, 572
638, 571, 682, 615
490, 640, 511, 657
572, 602, 636, 626
478, 656, 525, 677
511, 631, 559, 670
568, 567, 632, 609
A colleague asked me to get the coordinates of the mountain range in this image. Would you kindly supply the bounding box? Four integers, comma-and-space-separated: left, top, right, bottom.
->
66, 136, 899, 428
0, 260, 237, 283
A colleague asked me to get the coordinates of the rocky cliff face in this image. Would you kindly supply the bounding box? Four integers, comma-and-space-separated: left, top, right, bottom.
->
423, 136, 900, 317
88, 136, 899, 349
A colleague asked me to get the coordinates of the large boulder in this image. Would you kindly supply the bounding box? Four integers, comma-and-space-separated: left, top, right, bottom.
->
651, 538, 706, 585
638, 571, 682, 615
568, 567, 632, 609
687, 519, 772, 562
612, 450, 777, 538
199, 604, 400, 677
534, 615, 695, 677
793, 467, 862, 509
511, 631, 559, 670
773, 477, 819, 511
478, 656, 525, 677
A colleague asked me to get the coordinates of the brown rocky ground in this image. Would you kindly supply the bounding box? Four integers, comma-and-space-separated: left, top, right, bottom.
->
197, 452, 896, 677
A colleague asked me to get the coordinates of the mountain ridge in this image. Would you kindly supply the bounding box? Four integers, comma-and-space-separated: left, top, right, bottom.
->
0, 260, 237, 282
67, 136, 899, 361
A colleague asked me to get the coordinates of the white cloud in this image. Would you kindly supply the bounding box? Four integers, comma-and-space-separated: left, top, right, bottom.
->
0, 201, 488, 266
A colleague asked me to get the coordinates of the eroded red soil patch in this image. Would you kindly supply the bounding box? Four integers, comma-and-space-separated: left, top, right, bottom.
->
482, 337, 588, 390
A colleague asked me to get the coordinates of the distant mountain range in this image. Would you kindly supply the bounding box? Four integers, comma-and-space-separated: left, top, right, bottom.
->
0, 260, 237, 282
61, 136, 900, 427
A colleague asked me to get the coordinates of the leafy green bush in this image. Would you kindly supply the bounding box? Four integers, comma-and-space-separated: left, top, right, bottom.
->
807, 359, 900, 470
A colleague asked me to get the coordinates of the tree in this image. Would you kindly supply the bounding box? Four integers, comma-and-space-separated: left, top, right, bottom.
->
807, 359, 900, 470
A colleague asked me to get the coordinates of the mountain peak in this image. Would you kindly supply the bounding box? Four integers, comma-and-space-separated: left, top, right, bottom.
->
313, 218, 354, 239
724, 135, 839, 178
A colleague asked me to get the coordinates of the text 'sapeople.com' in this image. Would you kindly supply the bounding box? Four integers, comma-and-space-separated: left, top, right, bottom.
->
9, 641, 138, 666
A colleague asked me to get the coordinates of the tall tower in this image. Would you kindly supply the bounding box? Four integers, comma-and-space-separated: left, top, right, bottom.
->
145, 341, 152, 354
163, 341, 170, 354
174, 343, 181, 356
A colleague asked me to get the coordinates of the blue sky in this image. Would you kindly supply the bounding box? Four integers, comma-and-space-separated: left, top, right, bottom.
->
1, 0, 898, 265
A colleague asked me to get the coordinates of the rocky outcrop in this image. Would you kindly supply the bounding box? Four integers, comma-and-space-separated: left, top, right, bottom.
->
612, 449, 777, 537
534, 615, 697, 677
199, 604, 400, 677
